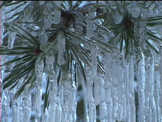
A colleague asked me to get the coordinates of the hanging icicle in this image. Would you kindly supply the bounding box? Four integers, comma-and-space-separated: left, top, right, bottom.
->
33, 56, 44, 122
23, 84, 32, 122
128, 57, 136, 122
48, 74, 58, 122
1, 90, 10, 122
57, 30, 66, 65
137, 53, 146, 122
160, 44, 162, 120
53, 6, 61, 25
75, 14, 84, 34
140, 7, 149, 50
2, 2, 162, 122
8, 28, 16, 49
86, 7, 96, 38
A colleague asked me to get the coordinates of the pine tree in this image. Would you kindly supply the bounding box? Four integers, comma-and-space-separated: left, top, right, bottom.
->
1, 1, 162, 122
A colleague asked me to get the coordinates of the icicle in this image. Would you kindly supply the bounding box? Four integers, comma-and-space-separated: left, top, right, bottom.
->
103, 53, 113, 122
160, 44, 162, 120
99, 75, 106, 103
158, 1, 162, 16
128, 3, 140, 18
54, 1, 63, 7
104, 53, 111, 89
39, 1, 45, 5
8, 29, 16, 49
23, 84, 31, 122
43, 4, 52, 30
88, 103, 96, 122
39, 28, 48, 43
42, 109, 49, 122
33, 86, 42, 122
141, 7, 149, 20
75, 15, 83, 34
99, 102, 108, 122
123, 62, 130, 122
140, 8, 149, 50
11, 95, 20, 122
116, 63, 125, 121
61, 72, 77, 122
117, 85, 125, 121
94, 77, 100, 105
61, 76, 71, 121
111, 87, 118, 120
129, 57, 136, 122
55, 100, 62, 122
45, 55, 55, 74
137, 53, 146, 122
1, 4, 6, 38
113, 12, 123, 24
154, 59, 162, 122
7, 79, 22, 122
86, 7, 96, 38
145, 56, 155, 122
106, 84, 114, 122
53, 6, 61, 25
21, 4, 33, 23
40, 40, 57, 57
91, 46, 100, 105
35, 54, 44, 79
33, 57, 44, 121
71, 61, 78, 122
57, 30, 66, 65
1, 90, 10, 122
122, 96, 127, 121
84, 45, 97, 122
98, 75, 107, 121
48, 74, 58, 122
85, 67, 94, 121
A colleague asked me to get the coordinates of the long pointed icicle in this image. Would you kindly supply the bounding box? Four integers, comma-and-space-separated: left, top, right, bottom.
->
129, 57, 136, 122
124, 62, 130, 122
86, 46, 97, 122
1, 90, 10, 122
117, 61, 125, 121
48, 74, 57, 122
75, 15, 83, 34
23, 84, 32, 122
13, 99, 21, 122
8, 29, 16, 49
91, 46, 99, 105
154, 58, 161, 122
33, 57, 44, 122
57, 31, 66, 65
71, 60, 78, 122
149, 57, 157, 122
104, 53, 111, 89
99, 102, 108, 122
53, 5, 61, 25
55, 98, 62, 122
160, 44, 162, 121
137, 53, 146, 122
86, 7, 96, 38
104, 54, 113, 122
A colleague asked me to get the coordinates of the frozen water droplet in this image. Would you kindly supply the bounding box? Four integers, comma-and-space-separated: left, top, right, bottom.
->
141, 7, 149, 20
53, 7, 61, 25
39, 1, 45, 5
130, 6, 140, 18
113, 13, 123, 24
86, 7, 96, 38
57, 31, 66, 65
8, 31, 16, 49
